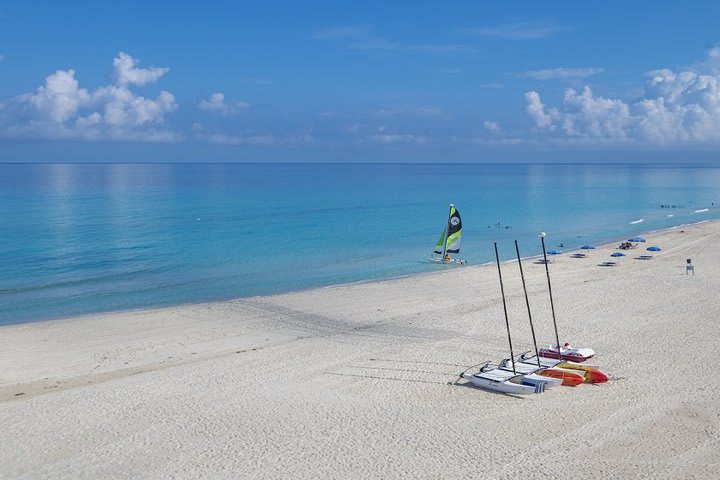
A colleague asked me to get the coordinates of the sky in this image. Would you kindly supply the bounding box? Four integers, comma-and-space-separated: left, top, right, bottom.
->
2, 1, 720, 163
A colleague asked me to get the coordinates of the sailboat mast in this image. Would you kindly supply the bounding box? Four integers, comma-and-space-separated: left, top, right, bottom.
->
441, 203, 454, 258
539, 234, 561, 350
514, 240, 541, 367
494, 242, 516, 374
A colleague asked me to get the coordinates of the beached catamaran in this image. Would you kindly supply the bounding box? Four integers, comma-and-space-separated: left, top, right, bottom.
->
461, 243, 558, 394
430, 204, 466, 265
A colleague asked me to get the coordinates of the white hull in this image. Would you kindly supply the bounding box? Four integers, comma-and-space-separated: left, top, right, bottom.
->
498, 359, 563, 388
429, 257, 467, 265
462, 370, 543, 394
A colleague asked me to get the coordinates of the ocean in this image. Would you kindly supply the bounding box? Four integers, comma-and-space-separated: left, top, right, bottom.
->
1, 162, 718, 325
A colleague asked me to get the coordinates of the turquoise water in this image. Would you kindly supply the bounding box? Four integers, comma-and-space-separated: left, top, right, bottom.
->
1, 163, 718, 325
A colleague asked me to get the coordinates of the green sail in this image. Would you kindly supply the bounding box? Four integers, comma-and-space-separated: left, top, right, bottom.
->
433, 228, 446, 254
445, 206, 462, 254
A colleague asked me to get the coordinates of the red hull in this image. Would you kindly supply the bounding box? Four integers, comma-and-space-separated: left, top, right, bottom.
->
539, 349, 593, 363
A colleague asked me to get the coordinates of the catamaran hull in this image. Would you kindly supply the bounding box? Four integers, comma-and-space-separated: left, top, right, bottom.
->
429, 257, 467, 265
522, 373, 562, 389
497, 359, 563, 389
539, 347, 595, 362
462, 372, 541, 395
518, 354, 608, 384
538, 368, 585, 386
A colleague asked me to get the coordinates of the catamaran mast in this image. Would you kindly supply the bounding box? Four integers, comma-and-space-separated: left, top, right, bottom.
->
514, 240, 542, 367
441, 203, 454, 258
494, 242, 516, 374
538, 233, 562, 350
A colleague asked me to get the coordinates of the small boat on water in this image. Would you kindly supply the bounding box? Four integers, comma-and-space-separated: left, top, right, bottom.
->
430, 204, 467, 265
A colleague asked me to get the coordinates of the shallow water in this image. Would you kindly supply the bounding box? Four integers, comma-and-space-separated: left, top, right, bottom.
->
1, 162, 718, 324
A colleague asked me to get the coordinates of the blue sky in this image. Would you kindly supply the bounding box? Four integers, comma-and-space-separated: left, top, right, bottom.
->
2, 1, 720, 162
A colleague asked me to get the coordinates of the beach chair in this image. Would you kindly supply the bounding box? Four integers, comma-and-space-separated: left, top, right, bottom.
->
637, 255, 653, 260
599, 261, 617, 267
570, 253, 588, 258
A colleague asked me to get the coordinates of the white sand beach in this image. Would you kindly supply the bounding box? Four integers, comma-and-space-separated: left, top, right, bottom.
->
1, 222, 719, 479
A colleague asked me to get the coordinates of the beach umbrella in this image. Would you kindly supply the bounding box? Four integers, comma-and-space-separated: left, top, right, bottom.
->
547, 249, 562, 255
610, 252, 625, 257
647, 246, 661, 251
581, 245, 596, 250
628, 236, 646, 242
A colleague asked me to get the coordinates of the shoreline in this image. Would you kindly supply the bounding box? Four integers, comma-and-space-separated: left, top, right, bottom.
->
2, 219, 719, 478
3, 218, 716, 329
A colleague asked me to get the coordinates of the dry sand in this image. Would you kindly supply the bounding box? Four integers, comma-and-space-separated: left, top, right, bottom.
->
1, 221, 719, 479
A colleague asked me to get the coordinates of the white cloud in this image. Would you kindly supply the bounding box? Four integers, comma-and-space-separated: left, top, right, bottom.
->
16, 69, 91, 123
2, 53, 178, 142
460, 23, 570, 40
479, 83, 504, 89
199, 92, 249, 115
524, 48, 720, 145
0, 54, 5, 62
525, 91, 555, 130
524, 67, 604, 80
113, 52, 169, 86
201, 131, 312, 146
369, 133, 427, 144
483, 120, 500, 133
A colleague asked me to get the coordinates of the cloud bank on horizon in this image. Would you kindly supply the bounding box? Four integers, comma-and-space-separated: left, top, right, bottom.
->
525, 47, 720, 145
3, 46, 720, 150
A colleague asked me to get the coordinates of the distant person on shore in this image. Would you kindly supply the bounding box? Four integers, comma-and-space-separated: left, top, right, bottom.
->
686, 258, 695, 275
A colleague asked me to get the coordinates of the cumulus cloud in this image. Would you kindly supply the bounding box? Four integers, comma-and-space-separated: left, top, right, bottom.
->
523, 67, 604, 80
524, 48, 720, 145
525, 91, 555, 130
113, 52, 169, 86
1, 53, 178, 142
199, 92, 249, 115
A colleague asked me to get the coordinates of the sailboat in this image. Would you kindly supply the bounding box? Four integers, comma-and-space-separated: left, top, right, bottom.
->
461, 243, 555, 394
430, 204, 467, 265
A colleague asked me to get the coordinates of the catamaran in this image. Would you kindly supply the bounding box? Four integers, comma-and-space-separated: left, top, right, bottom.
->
461, 243, 554, 394
430, 204, 467, 265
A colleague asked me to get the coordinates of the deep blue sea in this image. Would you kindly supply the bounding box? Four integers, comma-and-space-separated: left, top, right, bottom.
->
1, 163, 718, 325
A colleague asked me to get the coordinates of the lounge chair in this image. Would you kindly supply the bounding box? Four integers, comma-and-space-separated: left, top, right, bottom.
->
599, 261, 617, 267
570, 253, 588, 258
636, 255, 653, 260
